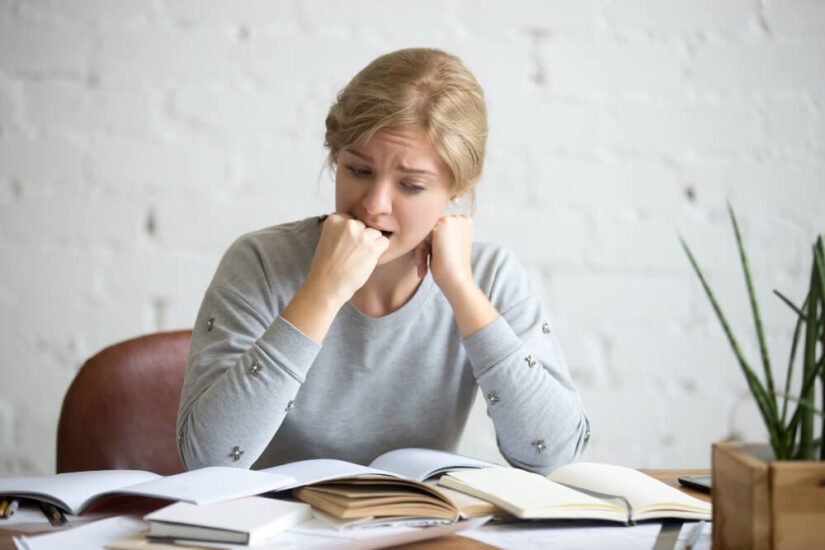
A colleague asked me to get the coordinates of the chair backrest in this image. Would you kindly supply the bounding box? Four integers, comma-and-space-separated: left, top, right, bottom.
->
56, 330, 192, 475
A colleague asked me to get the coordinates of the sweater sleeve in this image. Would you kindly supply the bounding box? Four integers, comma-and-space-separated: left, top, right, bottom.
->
176, 242, 321, 470
462, 247, 590, 475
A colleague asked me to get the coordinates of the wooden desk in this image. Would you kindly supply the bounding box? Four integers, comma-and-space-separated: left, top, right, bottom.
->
643, 468, 711, 503
0, 469, 711, 550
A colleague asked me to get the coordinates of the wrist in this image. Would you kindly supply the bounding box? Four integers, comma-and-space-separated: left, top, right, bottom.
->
301, 274, 350, 311
443, 281, 500, 339
281, 282, 345, 344
435, 270, 476, 302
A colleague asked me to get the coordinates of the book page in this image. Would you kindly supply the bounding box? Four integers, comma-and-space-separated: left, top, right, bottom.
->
428, 482, 506, 517
547, 463, 711, 518
112, 466, 295, 505
0, 470, 160, 515
369, 448, 498, 481
262, 459, 398, 489
439, 467, 627, 521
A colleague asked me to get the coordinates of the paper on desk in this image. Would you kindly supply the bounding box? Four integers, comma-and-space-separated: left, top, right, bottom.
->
14, 515, 146, 550
459, 519, 712, 550
116, 467, 295, 505
104, 516, 489, 550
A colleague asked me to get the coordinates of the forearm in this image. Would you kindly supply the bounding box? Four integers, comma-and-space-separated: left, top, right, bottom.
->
178, 310, 321, 469
464, 316, 590, 475
441, 278, 500, 339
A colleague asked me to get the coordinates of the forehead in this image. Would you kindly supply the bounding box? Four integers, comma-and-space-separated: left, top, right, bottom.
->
347, 126, 445, 168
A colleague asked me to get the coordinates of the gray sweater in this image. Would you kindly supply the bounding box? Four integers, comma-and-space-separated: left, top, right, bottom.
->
177, 216, 590, 475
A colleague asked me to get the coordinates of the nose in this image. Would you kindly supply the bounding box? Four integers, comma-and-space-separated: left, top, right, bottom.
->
361, 179, 392, 216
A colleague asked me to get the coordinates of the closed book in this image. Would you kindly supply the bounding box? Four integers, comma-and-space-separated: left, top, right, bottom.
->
145, 496, 311, 545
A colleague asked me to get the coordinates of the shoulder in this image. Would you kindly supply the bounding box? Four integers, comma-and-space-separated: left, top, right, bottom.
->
227, 217, 317, 257
471, 241, 534, 305
209, 216, 319, 294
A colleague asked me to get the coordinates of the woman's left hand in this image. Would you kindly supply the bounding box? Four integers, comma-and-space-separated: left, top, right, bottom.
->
415, 215, 475, 298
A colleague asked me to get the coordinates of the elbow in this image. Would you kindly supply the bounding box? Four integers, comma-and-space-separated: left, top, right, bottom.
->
505, 410, 591, 476
176, 409, 224, 471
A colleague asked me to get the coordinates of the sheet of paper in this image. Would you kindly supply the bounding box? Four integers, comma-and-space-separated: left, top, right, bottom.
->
14, 515, 146, 550
0, 470, 160, 514
261, 459, 395, 489
548, 463, 710, 515
441, 468, 626, 519
368, 448, 497, 481
105, 517, 488, 550
118, 467, 294, 505
459, 519, 712, 550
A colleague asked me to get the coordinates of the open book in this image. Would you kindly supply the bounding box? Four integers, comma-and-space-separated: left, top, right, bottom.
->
439, 462, 711, 524
0, 467, 295, 516
260, 448, 500, 523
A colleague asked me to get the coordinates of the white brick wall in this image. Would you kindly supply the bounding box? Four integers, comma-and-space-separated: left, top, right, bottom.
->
1, 1, 823, 475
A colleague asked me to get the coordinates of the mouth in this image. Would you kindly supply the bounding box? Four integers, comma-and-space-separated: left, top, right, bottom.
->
360, 219, 394, 239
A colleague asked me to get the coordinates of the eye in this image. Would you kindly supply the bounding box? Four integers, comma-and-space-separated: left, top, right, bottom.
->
345, 164, 371, 178
401, 181, 425, 193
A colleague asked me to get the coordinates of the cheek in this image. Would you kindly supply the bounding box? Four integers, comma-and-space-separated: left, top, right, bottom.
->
401, 200, 449, 237
334, 174, 354, 211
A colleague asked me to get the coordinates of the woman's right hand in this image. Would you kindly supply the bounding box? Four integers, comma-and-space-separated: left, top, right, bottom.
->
304, 213, 389, 307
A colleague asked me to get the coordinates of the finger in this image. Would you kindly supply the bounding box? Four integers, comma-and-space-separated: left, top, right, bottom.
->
377, 234, 390, 251
362, 227, 383, 240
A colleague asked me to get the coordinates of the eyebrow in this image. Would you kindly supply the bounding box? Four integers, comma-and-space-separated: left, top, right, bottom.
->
345, 149, 438, 178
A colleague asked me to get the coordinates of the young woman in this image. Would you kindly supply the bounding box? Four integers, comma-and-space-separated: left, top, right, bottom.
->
177, 48, 590, 476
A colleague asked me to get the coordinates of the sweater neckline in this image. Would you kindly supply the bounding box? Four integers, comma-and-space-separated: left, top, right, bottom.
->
307, 216, 438, 329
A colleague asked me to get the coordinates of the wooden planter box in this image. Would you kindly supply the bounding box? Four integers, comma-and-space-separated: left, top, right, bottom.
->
712, 441, 825, 550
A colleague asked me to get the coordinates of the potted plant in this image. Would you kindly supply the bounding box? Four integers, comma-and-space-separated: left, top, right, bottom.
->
681, 205, 825, 550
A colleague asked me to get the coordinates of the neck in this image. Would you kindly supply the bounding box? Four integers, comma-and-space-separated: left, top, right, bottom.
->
350, 252, 423, 318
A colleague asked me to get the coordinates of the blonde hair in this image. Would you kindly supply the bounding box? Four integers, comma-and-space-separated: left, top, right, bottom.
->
325, 48, 488, 202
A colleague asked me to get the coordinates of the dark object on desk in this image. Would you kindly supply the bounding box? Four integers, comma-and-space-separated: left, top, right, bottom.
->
652, 519, 682, 550
677, 474, 712, 493
56, 330, 192, 475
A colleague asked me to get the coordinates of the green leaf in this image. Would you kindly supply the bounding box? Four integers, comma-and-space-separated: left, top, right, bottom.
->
814, 237, 825, 304
680, 235, 781, 448
780, 302, 807, 425
773, 289, 805, 318
776, 392, 825, 419
728, 204, 777, 418
800, 262, 820, 460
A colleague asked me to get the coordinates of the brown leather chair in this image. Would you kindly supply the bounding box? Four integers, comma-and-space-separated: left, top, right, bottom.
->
56, 330, 192, 475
